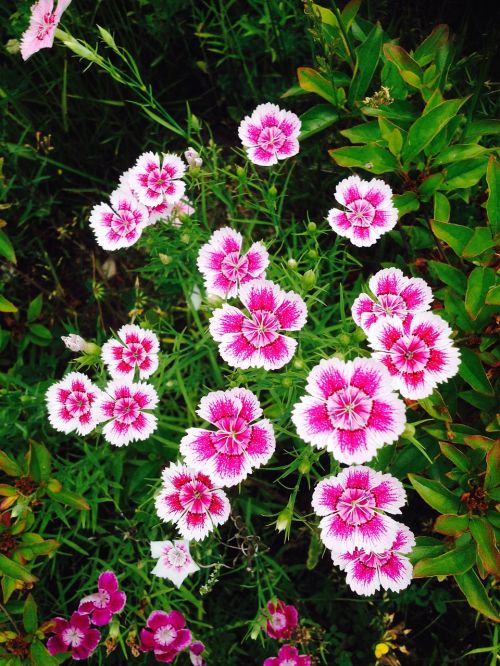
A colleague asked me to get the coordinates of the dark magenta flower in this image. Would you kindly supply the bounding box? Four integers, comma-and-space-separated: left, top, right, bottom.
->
265, 599, 298, 640
140, 610, 192, 663
46, 612, 100, 660
78, 571, 126, 626
264, 643, 311, 666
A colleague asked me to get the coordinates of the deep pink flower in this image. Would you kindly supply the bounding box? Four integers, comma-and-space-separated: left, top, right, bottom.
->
352, 268, 433, 333
312, 466, 406, 553
367, 312, 460, 399
94, 380, 159, 447
189, 640, 206, 666
46, 371, 102, 436
20, 0, 71, 61
265, 599, 298, 640
46, 612, 100, 660
264, 644, 311, 666
332, 525, 415, 596
101, 324, 159, 380
140, 610, 192, 663
238, 103, 301, 166
131, 152, 186, 208
78, 571, 126, 626
209, 279, 307, 370
155, 463, 230, 541
291, 357, 406, 465
150, 540, 199, 588
90, 187, 149, 250
328, 175, 398, 247
180, 388, 275, 487
197, 227, 269, 299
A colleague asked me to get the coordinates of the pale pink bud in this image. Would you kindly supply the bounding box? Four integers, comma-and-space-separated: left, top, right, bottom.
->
184, 147, 202, 170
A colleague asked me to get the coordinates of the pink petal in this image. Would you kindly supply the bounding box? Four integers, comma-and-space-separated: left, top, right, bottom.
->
98, 571, 118, 593
335, 175, 363, 206
197, 391, 241, 425
311, 478, 344, 516
245, 241, 269, 277
259, 334, 297, 370
351, 293, 375, 329
91, 608, 112, 626
277, 137, 300, 159
218, 332, 259, 369
328, 209, 351, 233
247, 145, 278, 166
292, 396, 334, 445
275, 292, 307, 331
230, 387, 262, 421
305, 358, 349, 399
369, 268, 404, 297
246, 420, 276, 463
371, 475, 406, 513
209, 305, 245, 341
239, 279, 281, 314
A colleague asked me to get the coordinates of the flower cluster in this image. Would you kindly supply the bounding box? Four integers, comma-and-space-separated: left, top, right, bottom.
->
263, 600, 311, 665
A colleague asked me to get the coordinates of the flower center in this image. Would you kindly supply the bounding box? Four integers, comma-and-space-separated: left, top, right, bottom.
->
336, 488, 376, 525
258, 126, 286, 152
391, 335, 430, 373
93, 590, 111, 609
114, 396, 140, 424
66, 391, 90, 416
62, 627, 84, 648
220, 252, 249, 281
37, 12, 56, 40
154, 625, 177, 647
123, 342, 147, 366
242, 310, 280, 347
357, 549, 391, 568
270, 612, 287, 630
327, 386, 372, 430
179, 481, 212, 513
346, 199, 376, 227
212, 416, 251, 454
167, 546, 188, 568
111, 210, 140, 237
373, 294, 407, 318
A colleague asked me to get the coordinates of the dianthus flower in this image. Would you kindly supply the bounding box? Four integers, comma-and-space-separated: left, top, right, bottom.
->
78, 571, 126, 626
264, 644, 311, 666
189, 641, 206, 666
130, 152, 186, 208
150, 540, 199, 588
327, 175, 398, 247
197, 227, 269, 299
20, 0, 71, 61
367, 312, 460, 399
46, 612, 100, 660
209, 279, 307, 370
165, 200, 195, 227
94, 380, 159, 446
46, 371, 102, 436
312, 466, 406, 553
352, 267, 433, 333
180, 388, 275, 487
265, 599, 298, 640
101, 324, 159, 380
89, 187, 149, 250
155, 463, 230, 541
238, 103, 301, 166
332, 524, 415, 596
291, 358, 406, 465
140, 610, 192, 664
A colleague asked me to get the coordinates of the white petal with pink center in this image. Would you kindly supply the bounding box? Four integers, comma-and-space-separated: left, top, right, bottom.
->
150, 539, 199, 587
130, 152, 186, 207
312, 466, 406, 553
101, 324, 160, 380
46, 372, 103, 436
90, 188, 149, 250
95, 380, 159, 447
238, 103, 301, 166
292, 357, 406, 464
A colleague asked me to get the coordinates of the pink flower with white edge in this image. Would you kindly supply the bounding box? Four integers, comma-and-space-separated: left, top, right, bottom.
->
90, 187, 149, 250
209, 279, 307, 371
155, 463, 230, 541
140, 610, 192, 664
197, 227, 269, 299
119, 167, 171, 225
46, 612, 100, 660
238, 103, 301, 166
150, 540, 199, 588
78, 571, 126, 626
291, 357, 406, 465
180, 388, 275, 487
101, 324, 159, 380
20, 0, 71, 61
264, 644, 311, 666
367, 312, 460, 399
332, 524, 415, 596
265, 599, 298, 640
46, 372, 102, 436
312, 466, 406, 554
131, 152, 186, 208
328, 175, 398, 247
189, 641, 206, 666
94, 380, 159, 447
352, 267, 433, 333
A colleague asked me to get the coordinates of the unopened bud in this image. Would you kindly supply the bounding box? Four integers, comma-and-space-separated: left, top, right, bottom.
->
293, 358, 304, 369
307, 248, 317, 258
302, 269, 316, 290
298, 457, 311, 474
236, 166, 245, 178
159, 253, 172, 265
180, 233, 190, 244
268, 185, 277, 197
276, 507, 293, 533
353, 328, 366, 342
206, 293, 223, 307
47, 478, 62, 493
184, 147, 203, 170
287, 258, 298, 269
338, 333, 351, 346
5, 39, 20, 55
282, 377, 293, 388
402, 423, 416, 439
61, 335, 99, 355
108, 620, 120, 640
307, 221, 317, 232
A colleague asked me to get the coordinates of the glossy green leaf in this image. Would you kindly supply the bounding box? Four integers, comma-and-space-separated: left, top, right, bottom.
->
0, 554, 38, 583
419, 390, 452, 421
413, 543, 476, 577
458, 348, 494, 396
408, 536, 445, 564
485, 440, 500, 491
0, 230, 16, 264
0, 294, 18, 313
413, 24, 449, 67
340, 121, 381, 144
27, 294, 43, 323
362, 100, 417, 122
297, 67, 341, 106
29, 441, 52, 483
428, 260, 466, 294
462, 227, 496, 258
486, 155, 500, 234
329, 144, 398, 174
46, 487, 90, 511
348, 22, 383, 104
464, 119, 500, 142
393, 191, 419, 217
383, 44, 423, 88
429, 220, 473, 256
29, 323, 52, 341
23, 593, 38, 633
0, 450, 22, 477
433, 144, 488, 166
485, 285, 500, 306
470, 517, 500, 578
31, 640, 64, 665
298, 105, 339, 140
434, 514, 470, 536
419, 173, 444, 197
455, 570, 499, 622
465, 267, 496, 319
433, 192, 450, 223
443, 157, 488, 190
408, 474, 461, 514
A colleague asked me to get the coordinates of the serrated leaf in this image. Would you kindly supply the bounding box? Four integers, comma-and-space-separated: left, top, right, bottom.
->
465, 267, 496, 319
408, 474, 460, 514
413, 543, 476, 577
298, 105, 339, 140
458, 348, 494, 396
455, 569, 499, 622
329, 144, 398, 174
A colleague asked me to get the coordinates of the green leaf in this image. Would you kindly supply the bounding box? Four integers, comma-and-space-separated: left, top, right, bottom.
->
455, 570, 499, 622
429, 220, 473, 256
418, 390, 452, 421
470, 517, 500, 578
383, 44, 423, 88
393, 191, 419, 217
0, 230, 16, 264
459, 348, 494, 396
462, 227, 496, 258
439, 442, 469, 471
408, 536, 445, 564
27, 294, 43, 323
408, 474, 460, 514
340, 121, 381, 144
465, 267, 496, 319
433, 192, 450, 223
486, 155, 500, 234
30, 640, 64, 666
23, 593, 38, 633
29, 323, 52, 341
433, 144, 488, 166
428, 260, 466, 295
402, 98, 468, 163
0, 294, 18, 313
413, 24, 449, 67
0, 554, 38, 583
298, 105, 339, 140
463, 119, 500, 142
297, 67, 342, 106
443, 157, 488, 190
413, 543, 476, 577
46, 487, 90, 511
328, 144, 398, 175
348, 22, 383, 105
418, 172, 444, 197
29, 442, 52, 483
485, 440, 500, 491
362, 100, 417, 123
485, 285, 500, 306
434, 514, 470, 536
0, 450, 22, 477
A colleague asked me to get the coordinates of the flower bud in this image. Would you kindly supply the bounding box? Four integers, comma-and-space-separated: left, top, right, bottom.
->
353, 328, 366, 342
402, 423, 416, 439
159, 253, 172, 265
282, 377, 293, 388
180, 233, 190, 244
307, 248, 317, 258
184, 147, 203, 170
236, 166, 245, 178
275, 507, 293, 533
338, 333, 351, 346
206, 293, 223, 307
298, 457, 311, 474
61, 335, 99, 355
268, 185, 277, 197
307, 221, 317, 232
108, 620, 120, 640
293, 358, 304, 369
302, 269, 316, 290
287, 258, 298, 269
47, 478, 63, 493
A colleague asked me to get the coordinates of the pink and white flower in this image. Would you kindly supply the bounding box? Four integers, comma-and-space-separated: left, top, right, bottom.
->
184, 147, 202, 170
209, 279, 307, 370
238, 103, 301, 166
367, 312, 460, 399
291, 358, 406, 465
101, 324, 159, 380
352, 268, 433, 332
140, 610, 192, 664
332, 524, 415, 596
265, 599, 298, 640
78, 571, 126, 626
46, 372, 102, 436
90, 187, 149, 250
197, 227, 269, 299
130, 152, 186, 208
155, 463, 230, 541
180, 388, 275, 487
150, 540, 199, 587
312, 466, 406, 553
165, 200, 195, 227
189, 641, 206, 666
47, 612, 100, 660
327, 175, 398, 247
94, 380, 159, 447
20, 0, 71, 61
264, 644, 311, 666
61, 334, 87, 352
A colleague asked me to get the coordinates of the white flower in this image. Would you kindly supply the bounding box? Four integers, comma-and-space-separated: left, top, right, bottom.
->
150, 540, 200, 588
